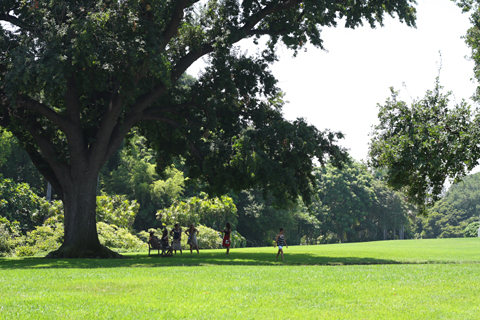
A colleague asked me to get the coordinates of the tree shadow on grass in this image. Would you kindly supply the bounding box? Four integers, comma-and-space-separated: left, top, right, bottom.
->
0, 250, 417, 269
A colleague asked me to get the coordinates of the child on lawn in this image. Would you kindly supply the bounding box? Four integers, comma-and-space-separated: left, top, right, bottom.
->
275, 228, 288, 261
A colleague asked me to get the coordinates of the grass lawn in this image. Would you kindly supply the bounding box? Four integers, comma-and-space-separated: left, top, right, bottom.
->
1, 238, 480, 319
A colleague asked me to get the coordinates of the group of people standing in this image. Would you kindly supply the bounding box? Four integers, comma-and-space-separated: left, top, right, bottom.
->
150, 223, 288, 260
149, 222, 233, 255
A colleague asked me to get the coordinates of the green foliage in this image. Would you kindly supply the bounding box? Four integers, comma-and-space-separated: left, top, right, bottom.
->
97, 222, 146, 253
0, 178, 46, 232
38, 200, 64, 225
462, 1, 480, 101
464, 222, 480, 237
0, 217, 20, 256
196, 225, 222, 249
14, 245, 37, 257
313, 161, 377, 242
157, 193, 237, 230
0, 132, 46, 196
370, 176, 413, 240
102, 134, 185, 230
230, 230, 246, 248
96, 195, 139, 231
0, 127, 13, 167
24, 223, 64, 253
136, 230, 151, 244
236, 189, 300, 246
415, 172, 480, 239
0, 0, 417, 255
369, 78, 479, 213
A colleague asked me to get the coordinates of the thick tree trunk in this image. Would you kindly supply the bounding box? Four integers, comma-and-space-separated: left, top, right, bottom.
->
45, 173, 121, 258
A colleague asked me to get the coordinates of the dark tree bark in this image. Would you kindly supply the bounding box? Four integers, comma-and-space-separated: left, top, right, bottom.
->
45, 165, 122, 258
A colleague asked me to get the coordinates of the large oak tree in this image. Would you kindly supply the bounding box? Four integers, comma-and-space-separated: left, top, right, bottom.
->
1, 0, 416, 257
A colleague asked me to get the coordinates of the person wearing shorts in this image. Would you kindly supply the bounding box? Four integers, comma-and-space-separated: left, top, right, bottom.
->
275, 227, 288, 261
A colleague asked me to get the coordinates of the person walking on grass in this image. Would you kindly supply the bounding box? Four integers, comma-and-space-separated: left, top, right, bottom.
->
170, 223, 182, 255
220, 222, 232, 255
185, 223, 200, 254
275, 228, 288, 261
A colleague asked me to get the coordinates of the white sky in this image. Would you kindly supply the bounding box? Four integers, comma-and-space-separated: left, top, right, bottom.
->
189, 0, 479, 172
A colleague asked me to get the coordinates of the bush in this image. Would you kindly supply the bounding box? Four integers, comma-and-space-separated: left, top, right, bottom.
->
0, 218, 21, 257
136, 230, 151, 243
97, 222, 146, 252
463, 222, 480, 238
25, 223, 64, 252
0, 224, 14, 256
157, 193, 238, 230
230, 230, 246, 248
196, 225, 222, 249
15, 245, 37, 257
0, 179, 46, 232
96, 195, 139, 231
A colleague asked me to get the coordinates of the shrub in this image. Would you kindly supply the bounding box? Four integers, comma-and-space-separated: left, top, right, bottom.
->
231, 231, 246, 248
463, 222, 480, 238
0, 224, 14, 256
25, 223, 64, 252
15, 245, 37, 257
96, 195, 139, 231
36, 200, 64, 225
0, 218, 21, 257
157, 193, 238, 230
137, 230, 150, 243
97, 222, 146, 252
0, 179, 45, 232
196, 225, 222, 249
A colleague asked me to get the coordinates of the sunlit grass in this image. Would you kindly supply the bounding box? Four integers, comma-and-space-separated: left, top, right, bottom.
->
1, 238, 480, 319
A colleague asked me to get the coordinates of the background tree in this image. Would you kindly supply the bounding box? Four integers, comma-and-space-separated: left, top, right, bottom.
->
1, 0, 416, 257
101, 132, 185, 230
415, 171, 480, 238
0, 133, 46, 195
156, 193, 237, 230
370, 174, 412, 240
369, 1, 480, 212
312, 161, 377, 243
235, 189, 300, 246
368, 78, 479, 213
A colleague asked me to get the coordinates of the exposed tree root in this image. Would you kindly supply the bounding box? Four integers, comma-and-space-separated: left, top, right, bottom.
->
45, 243, 124, 259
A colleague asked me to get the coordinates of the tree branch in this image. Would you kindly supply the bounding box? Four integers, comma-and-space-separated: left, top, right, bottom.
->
17, 96, 72, 133
162, 0, 200, 47
0, 14, 35, 32
131, 0, 301, 116
25, 147, 65, 200
23, 121, 70, 187
89, 91, 124, 166
249, 28, 289, 36
189, 141, 204, 161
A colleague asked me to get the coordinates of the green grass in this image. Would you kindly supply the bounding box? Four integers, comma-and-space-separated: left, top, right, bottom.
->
1, 238, 480, 319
